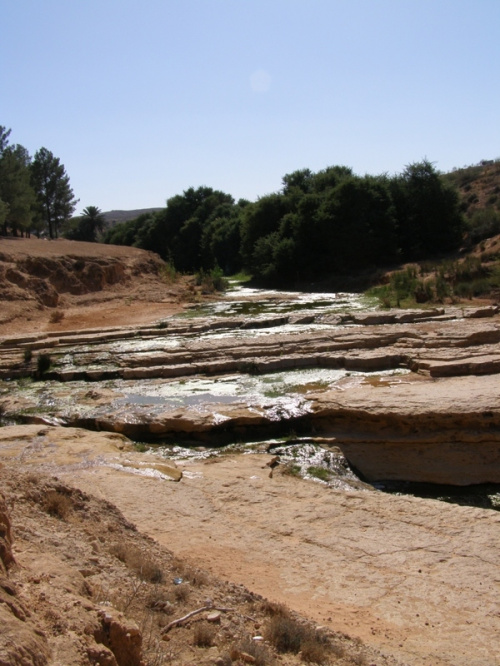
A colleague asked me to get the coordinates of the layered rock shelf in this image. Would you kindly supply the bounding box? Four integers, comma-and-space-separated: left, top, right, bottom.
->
1, 303, 499, 485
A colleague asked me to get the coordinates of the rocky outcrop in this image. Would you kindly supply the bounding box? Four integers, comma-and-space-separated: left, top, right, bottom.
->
94, 610, 143, 666
309, 374, 500, 484
1, 306, 499, 485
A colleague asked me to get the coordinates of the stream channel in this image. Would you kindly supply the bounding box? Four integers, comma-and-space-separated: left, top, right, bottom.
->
2, 283, 499, 510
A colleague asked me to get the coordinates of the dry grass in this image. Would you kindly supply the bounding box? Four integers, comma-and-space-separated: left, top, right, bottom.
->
236, 636, 276, 665
264, 610, 333, 663
43, 490, 72, 520
171, 557, 209, 587
192, 622, 215, 647
109, 542, 164, 583
173, 584, 190, 603
49, 309, 65, 323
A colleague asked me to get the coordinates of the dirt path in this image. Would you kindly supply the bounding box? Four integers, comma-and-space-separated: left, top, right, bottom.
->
58, 453, 500, 666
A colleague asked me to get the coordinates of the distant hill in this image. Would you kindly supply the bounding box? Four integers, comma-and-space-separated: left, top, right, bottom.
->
103, 208, 163, 227
443, 159, 500, 219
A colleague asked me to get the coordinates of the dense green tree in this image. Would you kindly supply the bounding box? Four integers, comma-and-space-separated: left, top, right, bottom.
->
31, 147, 78, 239
0, 126, 11, 154
65, 205, 106, 242
240, 193, 290, 267
200, 201, 245, 273
0, 198, 9, 227
392, 160, 464, 259
104, 159, 466, 287
104, 212, 157, 248
0, 141, 36, 236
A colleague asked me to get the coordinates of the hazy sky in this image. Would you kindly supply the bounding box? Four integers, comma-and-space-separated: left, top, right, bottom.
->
2, 0, 499, 213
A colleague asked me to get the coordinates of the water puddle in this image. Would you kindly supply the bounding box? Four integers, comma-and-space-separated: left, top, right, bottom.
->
181, 287, 375, 319
112, 367, 409, 410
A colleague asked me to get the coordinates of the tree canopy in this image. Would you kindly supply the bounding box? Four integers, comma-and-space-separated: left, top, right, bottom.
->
31, 147, 78, 239
0, 126, 79, 239
0, 127, 36, 236
104, 161, 465, 287
1, 123, 466, 287
65, 205, 105, 242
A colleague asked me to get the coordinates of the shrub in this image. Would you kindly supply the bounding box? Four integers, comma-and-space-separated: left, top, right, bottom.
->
195, 265, 228, 293
282, 463, 301, 478
23, 348, 33, 364
414, 280, 434, 303
236, 636, 276, 665
265, 614, 304, 653
173, 584, 190, 602
264, 612, 332, 662
49, 309, 65, 323
301, 635, 331, 663
160, 262, 177, 283
36, 353, 52, 376
44, 490, 72, 520
192, 622, 215, 647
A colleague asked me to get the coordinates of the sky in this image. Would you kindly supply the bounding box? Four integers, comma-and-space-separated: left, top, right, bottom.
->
1, 0, 499, 213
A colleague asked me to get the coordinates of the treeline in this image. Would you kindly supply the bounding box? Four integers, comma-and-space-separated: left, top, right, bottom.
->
105, 160, 464, 286
0, 126, 77, 239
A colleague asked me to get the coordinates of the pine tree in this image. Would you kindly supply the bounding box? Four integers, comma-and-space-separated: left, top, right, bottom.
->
31, 147, 78, 239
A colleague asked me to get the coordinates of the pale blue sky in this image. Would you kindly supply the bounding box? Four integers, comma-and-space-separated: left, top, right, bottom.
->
2, 0, 499, 212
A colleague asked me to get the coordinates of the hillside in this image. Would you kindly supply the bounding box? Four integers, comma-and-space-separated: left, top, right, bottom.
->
0, 238, 202, 336
443, 159, 500, 216
103, 208, 163, 227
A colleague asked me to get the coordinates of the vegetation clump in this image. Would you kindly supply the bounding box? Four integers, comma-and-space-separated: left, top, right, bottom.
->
369, 253, 500, 307
36, 353, 52, 377
263, 608, 333, 663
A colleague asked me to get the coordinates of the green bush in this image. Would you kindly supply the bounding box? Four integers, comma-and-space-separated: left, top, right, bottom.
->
307, 466, 332, 482
36, 353, 52, 376
195, 265, 228, 293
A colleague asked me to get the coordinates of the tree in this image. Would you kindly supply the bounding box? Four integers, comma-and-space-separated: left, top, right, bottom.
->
0, 137, 36, 236
0, 126, 11, 154
31, 147, 78, 239
65, 205, 105, 242
392, 160, 464, 259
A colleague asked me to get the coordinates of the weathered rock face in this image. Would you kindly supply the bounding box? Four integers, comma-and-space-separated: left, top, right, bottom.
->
0, 242, 163, 308
309, 374, 500, 484
94, 609, 143, 666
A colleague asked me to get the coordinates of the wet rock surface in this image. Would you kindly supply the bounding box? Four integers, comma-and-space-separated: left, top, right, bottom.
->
1, 297, 499, 485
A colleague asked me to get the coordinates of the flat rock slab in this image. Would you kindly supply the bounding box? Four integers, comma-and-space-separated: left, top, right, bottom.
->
0, 425, 181, 481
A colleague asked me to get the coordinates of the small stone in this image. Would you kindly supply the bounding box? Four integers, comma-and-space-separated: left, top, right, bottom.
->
207, 611, 221, 623
240, 652, 256, 664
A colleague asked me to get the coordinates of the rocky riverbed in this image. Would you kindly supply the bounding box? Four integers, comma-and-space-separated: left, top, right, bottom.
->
1, 280, 500, 665
1, 287, 499, 486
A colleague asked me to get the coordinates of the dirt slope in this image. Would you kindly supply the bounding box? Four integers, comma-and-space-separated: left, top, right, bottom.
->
0, 237, 198, 336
